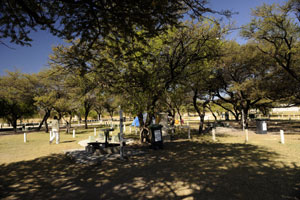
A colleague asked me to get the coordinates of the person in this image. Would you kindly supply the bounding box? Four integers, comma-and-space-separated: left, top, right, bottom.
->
50, 116, 60, 144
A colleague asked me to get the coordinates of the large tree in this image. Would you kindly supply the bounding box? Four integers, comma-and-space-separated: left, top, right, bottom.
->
242, 2, 300, 85
241, 2, 300, 110
0, 0, 230, 47
30, 69, 57, 132
213, 42, 271, 128
0, 71, 36, 132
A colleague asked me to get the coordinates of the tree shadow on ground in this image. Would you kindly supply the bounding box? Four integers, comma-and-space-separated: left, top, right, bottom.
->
0, 140, 299, 200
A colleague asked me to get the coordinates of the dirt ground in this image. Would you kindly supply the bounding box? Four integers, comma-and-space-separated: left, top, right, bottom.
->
0, 120, 300, 200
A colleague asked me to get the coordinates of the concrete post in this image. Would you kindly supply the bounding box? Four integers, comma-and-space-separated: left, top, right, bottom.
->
212, 128, 216, 141
280, 130, 285, 144
24, 132, 27, 143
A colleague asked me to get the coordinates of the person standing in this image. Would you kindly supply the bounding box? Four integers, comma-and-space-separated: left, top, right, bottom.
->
50, 116, 60, 144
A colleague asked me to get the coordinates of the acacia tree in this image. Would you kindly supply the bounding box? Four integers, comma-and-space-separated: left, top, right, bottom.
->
88, 20, 224, 136
0, 71, 36, 132
161, 85, 190, 126
213, 42, 271, 128
29, 69, 58, 132
0, 0, 230, 47
241, 2, 300, 87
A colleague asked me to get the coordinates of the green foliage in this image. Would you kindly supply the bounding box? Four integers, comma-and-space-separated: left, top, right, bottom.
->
241, 1, 300, 106
0, 71, 36, 130
0, 0, 229, 46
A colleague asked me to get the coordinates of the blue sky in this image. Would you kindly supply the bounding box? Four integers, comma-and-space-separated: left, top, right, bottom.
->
0, 0, 287, 75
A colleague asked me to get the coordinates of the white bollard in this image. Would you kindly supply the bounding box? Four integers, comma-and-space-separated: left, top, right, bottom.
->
245, 129, 249, 143
94, 128, 96, 136
24, 132, 27, 143
212, 128, 216, 141
280, 130, 285, 144
188, 126, 191, 139
73, 129, 75, 138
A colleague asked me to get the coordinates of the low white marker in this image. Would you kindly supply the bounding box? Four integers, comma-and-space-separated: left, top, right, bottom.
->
24, 132, 27, 143
212, 128, 216, 141
280, 130, 285, 144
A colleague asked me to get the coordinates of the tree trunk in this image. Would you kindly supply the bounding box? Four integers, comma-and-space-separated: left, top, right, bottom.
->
199, 114, 205, 134
207, 105, 217, 122
110, 112, 114, 121
84, 113, 88, 129
97, 112, 101, 121
12, 119, 17, 133
168, 109, 175, 126
192, 89, 204, 134
45, 120, 49, 133
242, 108, 249, 129
66, 114, 72, 133
38, 109, 51, 132
176, 108, 183, 125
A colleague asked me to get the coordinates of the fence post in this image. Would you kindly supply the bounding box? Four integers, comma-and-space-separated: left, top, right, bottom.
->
245, 129, 248, 143
280, 130, 285, 144
212, 128, 216, 141
24, 132, 27, 143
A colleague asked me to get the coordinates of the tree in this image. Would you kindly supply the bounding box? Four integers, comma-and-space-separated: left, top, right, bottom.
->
241, 2, 300, 85
177, 21, 224, 134
29, 70, 57, 132
161, 85, 190, 126
0, 0, 230, 47
241, 2, 300, 113
213, 42, 271, 128
93, 92, 106, 121
0, 71, 36, 132
103, 94, 120, 121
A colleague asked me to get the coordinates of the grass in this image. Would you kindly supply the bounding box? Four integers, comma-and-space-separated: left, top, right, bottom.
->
214, 132, 300, 166
0, 123, 299, 199
0, 125, 134, 164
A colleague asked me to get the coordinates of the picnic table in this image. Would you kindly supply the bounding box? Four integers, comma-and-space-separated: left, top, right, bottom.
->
86, 128, 114, 153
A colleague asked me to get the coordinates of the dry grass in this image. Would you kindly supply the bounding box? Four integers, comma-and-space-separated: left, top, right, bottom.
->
0, 123, 299, 199
0, 126, 128, 164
